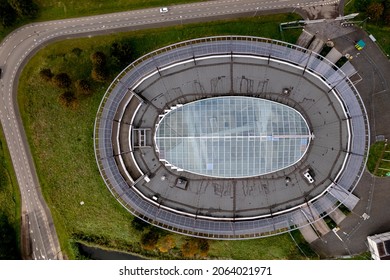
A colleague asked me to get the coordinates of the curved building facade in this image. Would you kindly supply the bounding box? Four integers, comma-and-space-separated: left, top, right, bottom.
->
94, 36, 369, 239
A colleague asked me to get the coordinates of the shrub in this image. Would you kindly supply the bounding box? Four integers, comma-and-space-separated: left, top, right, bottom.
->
181, 238, 210, 258
72, 48, 82, 56
75, 79, 92, 95
91, 66, 108, 82
131, 217, 151, 232
53, 73, 72, 88
39, 68, 54, 82
367, 2, 384, 22
140, 230, 159, 251
0, 214, 19, 259
181, 239, 199, 258
0, 0, 17, 27
59, 91, 77, 107
354, 0, 372, 12
90, 51, 107, 67
157, 235, 176, 253
110, 40, 134, 68
8, 0, 38, 18
197, 239, 210, 257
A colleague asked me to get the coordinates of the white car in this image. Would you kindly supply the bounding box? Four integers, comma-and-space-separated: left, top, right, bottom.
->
159, 7, 168, 13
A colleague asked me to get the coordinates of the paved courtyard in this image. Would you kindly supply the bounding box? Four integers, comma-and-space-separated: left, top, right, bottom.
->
299, 22, 390, 258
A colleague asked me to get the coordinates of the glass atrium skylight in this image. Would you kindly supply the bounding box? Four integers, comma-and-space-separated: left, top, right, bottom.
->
155, 96, 311, 178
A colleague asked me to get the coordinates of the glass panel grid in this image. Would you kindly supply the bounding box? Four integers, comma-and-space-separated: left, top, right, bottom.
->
156, 97, 310, 178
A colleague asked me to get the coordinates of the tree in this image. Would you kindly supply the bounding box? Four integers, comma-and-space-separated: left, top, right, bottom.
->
181, 239, 199, 258
384, 0, 390, 10
90, 51, 108, 82
354, 0, 372, 12
90, 51, 107, 67
385, 10, 390, 25
75, 79, 92, 95
140, 230, 159, 251
157, 235, 176, 253
0, 0, 38, 27
0, 0, 17, 27
39, 68, 53, 82
59, 91, 77, 107
181, 238, 210, 258
8, 0, 38, 18
197, 238, 210, 257
131, 217, 151, 232
53, 73, 72, 88
110, 40, 135, 68
91, 65, 108, 82
383, 0, 390, 26
367, 2, 385, 22
0, 214, 20, 259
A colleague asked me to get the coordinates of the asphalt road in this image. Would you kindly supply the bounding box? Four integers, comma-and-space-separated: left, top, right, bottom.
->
0, 0, 339, 260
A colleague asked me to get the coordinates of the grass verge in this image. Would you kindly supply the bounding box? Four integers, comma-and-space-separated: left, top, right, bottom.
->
0, 124, 21, 259
367, 141, 390, 177
17, 14, 311, 259
365, 25, 390, 57
343, 0, 358, 15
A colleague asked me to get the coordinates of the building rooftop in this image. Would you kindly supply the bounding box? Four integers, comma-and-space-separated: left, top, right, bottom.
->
368, 232, 390, 260
94, 36, 369, 239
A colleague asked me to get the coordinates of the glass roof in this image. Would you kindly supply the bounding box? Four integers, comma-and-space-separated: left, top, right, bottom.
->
155, 96, 311, 178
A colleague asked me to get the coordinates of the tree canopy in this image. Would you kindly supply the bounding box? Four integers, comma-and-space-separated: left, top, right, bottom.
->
354, 0, 390, 26
0, 214, 20, 259
0, 0, 38, 27
8, 0, 38, 17
0, 0, 17, 27
367, 2, 385, 22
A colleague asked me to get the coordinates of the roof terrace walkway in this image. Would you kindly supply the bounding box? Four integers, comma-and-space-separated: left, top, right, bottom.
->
94, 36, 369, 239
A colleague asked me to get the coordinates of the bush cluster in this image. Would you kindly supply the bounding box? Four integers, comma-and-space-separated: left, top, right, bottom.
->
38, 49, 114, 108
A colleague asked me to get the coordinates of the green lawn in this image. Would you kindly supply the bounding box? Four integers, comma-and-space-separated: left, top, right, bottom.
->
17, 14, 312, 259
365, 25, 390, 57
343, 0, 358, 16
0, 125, 21, 259
367, 141, 390, 177
367, 142, 384, 174
209, 231, 318, 259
